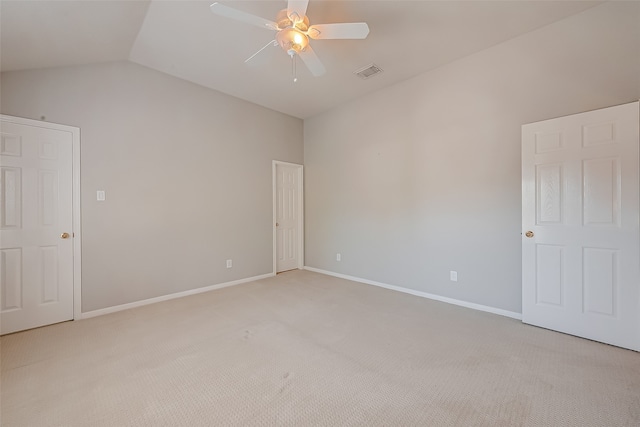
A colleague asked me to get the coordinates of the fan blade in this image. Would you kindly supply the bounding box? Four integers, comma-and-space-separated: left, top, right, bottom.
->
210, 2, 278, 31
298, 45, 326, 77
287, 0, 309, 23
307, 23, 370, 40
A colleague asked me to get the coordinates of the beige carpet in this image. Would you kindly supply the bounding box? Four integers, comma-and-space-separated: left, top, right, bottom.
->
1, 270, 639, 426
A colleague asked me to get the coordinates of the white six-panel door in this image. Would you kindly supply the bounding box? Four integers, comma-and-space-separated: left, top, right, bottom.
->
522, 102, 640, 351
1, 118, 76, 334
274, 162, 303, 273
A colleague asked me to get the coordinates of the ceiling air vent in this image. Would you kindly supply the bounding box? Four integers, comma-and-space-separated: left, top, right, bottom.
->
354, 64, 383, 80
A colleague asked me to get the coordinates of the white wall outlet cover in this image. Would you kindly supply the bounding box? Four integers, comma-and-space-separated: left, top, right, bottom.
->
336, 253, 341, 261
226, 259, 232, 268
450, 271, 458, 281
96, 190, 106, 201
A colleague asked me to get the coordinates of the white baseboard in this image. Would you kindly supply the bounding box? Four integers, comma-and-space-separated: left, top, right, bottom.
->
81, 272, 275, 319
304, 266, 522, 320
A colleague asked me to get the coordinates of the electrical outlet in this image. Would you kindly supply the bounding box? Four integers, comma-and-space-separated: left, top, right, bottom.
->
450, 271, 458, 282
336, 253, 341, 262
226, 259, 232, 268
96, 190, 105, 201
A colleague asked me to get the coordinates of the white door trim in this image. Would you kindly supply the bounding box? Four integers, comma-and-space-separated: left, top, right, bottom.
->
1, 114, 82, 320
272, 161, 304, 273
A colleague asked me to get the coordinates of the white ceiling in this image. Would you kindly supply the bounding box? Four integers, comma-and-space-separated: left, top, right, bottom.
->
1, 0, 602, 119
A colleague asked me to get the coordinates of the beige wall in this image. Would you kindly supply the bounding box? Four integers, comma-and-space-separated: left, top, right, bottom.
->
1, 61, 303, 312
304, 2, 640, 313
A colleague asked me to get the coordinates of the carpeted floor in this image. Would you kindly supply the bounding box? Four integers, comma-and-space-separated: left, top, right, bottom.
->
1, 270, 639, 426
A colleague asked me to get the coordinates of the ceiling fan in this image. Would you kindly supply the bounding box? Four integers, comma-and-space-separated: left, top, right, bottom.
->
210, 0, 370, 80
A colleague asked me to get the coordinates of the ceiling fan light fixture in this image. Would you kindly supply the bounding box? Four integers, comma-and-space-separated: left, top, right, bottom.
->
276, 27, 309, 56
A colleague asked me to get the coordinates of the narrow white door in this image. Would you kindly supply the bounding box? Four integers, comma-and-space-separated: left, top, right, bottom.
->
522, 101, 640, 351
274, 162, 303, 273
1, 119, 75, 334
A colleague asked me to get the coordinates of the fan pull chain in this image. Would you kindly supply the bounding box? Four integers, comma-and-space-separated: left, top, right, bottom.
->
292, 54, 298, 83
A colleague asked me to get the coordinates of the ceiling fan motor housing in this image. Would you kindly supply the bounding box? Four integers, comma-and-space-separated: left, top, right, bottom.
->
276, 9, 309, 31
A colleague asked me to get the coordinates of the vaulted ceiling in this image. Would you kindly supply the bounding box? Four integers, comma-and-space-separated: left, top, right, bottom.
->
1, 1, 602, 118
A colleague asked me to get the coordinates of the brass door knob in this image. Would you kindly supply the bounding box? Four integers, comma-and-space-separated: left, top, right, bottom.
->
60, 232, 70, 239
525, 231, 534, 238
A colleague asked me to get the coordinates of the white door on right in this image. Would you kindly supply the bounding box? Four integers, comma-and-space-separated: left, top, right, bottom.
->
522, 101, 640, 351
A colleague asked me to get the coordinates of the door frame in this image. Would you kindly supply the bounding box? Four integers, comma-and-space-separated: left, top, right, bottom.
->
1, 114, 82, 320
272, 160, 304, 273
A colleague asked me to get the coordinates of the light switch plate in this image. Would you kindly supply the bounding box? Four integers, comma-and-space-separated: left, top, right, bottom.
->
97, 190, 106, 201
